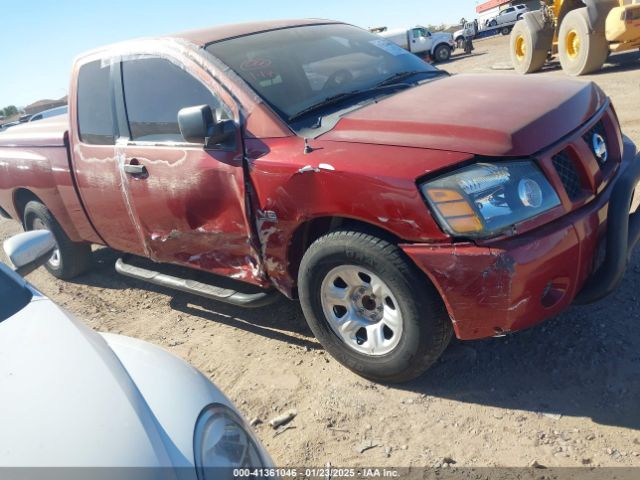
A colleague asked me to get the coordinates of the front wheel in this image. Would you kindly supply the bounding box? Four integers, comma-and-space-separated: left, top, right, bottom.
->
434, 44, 451, 62
298, 230, 453, 383
23, 201, 92, 279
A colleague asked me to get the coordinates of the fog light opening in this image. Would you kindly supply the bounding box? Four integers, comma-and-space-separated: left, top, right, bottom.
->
541, 278, 569, 309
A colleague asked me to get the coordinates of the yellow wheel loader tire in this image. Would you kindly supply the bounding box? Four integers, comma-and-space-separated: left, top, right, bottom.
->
510, 20, 548, 74
558, 7, 609, 76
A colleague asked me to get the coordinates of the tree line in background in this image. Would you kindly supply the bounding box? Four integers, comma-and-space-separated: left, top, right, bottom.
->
1, 105, 19, 117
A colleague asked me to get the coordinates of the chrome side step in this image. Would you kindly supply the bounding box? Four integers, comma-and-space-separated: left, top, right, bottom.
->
115, 257, 278, 308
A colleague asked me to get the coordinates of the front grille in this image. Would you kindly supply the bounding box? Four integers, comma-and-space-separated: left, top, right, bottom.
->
583, 121, 608, 167
552, 151, 582, 201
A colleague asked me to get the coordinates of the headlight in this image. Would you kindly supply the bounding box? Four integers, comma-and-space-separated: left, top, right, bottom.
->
421, 161, 561, 238
194, 403, 272, 480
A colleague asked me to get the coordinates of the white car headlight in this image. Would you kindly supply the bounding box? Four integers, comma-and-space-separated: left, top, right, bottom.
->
421, 161, 561, 238
194, 403, 271, 480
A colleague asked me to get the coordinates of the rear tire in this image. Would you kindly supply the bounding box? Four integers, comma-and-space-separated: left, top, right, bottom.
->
298, 230, 453, 383
510, 19, 550, 74
434, 44, 451, 62
23, 201, 91, 280
558, 7, 609, 76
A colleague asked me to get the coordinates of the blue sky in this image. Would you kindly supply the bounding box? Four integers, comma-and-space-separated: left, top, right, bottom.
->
0, 0, 478, 108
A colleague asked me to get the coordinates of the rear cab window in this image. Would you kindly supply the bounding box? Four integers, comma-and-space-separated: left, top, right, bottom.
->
77, 60, 115, 145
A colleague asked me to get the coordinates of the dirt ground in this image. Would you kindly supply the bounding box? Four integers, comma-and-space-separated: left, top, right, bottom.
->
2, 35, 640, 469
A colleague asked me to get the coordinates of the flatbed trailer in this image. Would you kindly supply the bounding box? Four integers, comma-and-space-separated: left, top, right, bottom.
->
454, 20, 518, 48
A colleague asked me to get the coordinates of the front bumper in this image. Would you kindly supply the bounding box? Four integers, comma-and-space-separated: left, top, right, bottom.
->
403, 139, 640, 340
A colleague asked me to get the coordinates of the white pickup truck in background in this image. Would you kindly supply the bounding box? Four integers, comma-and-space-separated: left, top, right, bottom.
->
374, 26, 456, 62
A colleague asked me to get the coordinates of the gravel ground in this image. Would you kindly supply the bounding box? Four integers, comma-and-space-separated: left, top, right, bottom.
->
2, 35, 640, 469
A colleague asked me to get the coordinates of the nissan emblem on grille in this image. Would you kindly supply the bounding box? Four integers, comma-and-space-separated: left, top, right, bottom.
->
592, 132, 608, 164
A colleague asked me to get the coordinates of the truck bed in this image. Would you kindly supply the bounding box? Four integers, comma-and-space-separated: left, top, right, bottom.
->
0, 115, 68, 148
0, 115, 101, 244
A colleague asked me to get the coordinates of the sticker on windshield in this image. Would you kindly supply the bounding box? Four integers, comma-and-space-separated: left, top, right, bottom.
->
369, 39, 409, 56
240, 58, 272, 71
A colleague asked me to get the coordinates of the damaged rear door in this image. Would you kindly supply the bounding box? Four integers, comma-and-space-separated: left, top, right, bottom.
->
115, 55, 264, 284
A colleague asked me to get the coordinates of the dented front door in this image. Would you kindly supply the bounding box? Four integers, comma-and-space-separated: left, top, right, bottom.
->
116, 56, 263, 284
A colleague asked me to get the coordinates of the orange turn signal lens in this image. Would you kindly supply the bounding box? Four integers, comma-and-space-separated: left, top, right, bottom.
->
424, 187, 484, 234
446, 216, 484, 233
436, 200, 475, 218
426, 188, 463, 202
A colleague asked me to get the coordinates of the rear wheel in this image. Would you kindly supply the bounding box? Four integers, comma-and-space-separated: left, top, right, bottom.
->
23, 201, 91, 279
434, 44, 451, 62
501, 26, 512, 36
558, 7, 609, 76
510, 19, 550, 74
298, 230, 453, 383
490, 19, 498, 27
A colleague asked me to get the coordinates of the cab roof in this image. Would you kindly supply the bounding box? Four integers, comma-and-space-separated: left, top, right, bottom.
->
170, 19, 343, 47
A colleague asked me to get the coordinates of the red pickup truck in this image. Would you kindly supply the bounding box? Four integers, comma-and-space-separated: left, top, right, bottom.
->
1, 20, 639, 382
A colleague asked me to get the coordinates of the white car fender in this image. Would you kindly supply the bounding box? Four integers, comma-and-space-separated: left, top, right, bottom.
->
100, 333, 235, 469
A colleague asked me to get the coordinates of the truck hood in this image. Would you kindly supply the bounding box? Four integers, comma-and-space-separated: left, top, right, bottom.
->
432, 31, 453, 41
321, 74, 605, 157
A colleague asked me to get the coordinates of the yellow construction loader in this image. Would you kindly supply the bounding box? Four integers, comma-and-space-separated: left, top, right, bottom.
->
511, 0, 640, 75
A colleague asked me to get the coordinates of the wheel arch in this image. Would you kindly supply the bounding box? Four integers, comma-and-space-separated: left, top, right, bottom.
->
431, 41, 452, 55
286, 216, 406, 297
13, 188, 44, 227
582, 0, 619, 31
559, 0, 618, 32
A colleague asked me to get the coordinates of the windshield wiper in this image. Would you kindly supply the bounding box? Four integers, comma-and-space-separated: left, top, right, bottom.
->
288, 83, 413, 123
376, 70, 449, 87
288, 71, 450, 123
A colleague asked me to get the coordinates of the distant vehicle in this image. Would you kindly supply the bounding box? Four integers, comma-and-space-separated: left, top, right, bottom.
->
488, 4, 529, 27
0, 121, 20, 131
454, 19, 514, 48
454, 6, 529, 47
29, 105, 68, 122
18, 114, 32, 123
378, 26, 456, 62
0, 230, 274, 475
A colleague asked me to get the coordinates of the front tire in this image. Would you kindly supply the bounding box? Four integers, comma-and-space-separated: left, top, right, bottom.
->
23, 201, 92, 279
298, 230, 452, 383
434, 44, 451, 62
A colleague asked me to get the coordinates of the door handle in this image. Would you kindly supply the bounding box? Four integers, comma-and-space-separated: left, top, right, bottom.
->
123, 164, 148, 176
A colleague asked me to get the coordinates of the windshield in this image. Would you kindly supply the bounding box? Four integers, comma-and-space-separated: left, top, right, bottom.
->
205, 23, 438, 122
0, 263, 33, 322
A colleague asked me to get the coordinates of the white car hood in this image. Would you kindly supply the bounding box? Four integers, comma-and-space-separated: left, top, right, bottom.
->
0, 295, 228, 470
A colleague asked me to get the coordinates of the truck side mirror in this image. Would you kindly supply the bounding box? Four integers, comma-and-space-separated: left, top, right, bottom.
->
3, 230, 56, 277
178, 104, 235, 147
